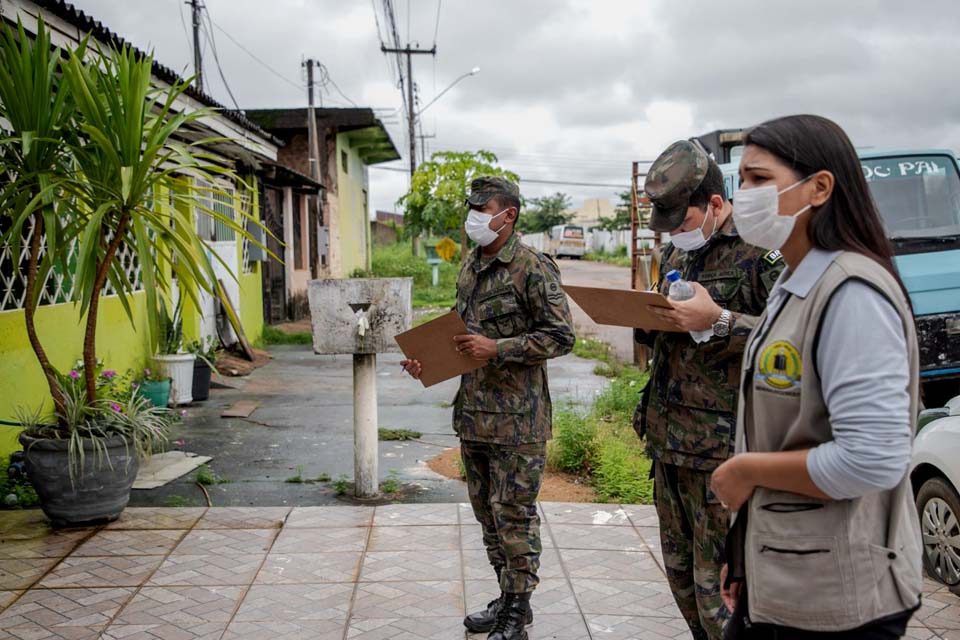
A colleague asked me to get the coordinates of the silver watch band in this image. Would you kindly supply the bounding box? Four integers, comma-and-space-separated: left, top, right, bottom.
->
714, 309, 732, 337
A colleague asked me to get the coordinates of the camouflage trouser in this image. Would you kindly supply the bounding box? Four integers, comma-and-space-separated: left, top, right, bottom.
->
461, 440, 546, 594
654, 461, 730, 640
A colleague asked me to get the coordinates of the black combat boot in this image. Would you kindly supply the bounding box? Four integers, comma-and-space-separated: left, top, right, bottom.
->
464, 569, 534, 633
486, 592, 532, 640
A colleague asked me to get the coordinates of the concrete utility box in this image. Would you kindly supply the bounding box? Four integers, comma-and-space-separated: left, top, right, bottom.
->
307, 278, 413, 355
306, 277, 413, 498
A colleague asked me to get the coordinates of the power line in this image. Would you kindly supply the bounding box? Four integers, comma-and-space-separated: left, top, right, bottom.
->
432, 0, 442, 46
176, 0, 192, 55
368, 165, 636, 188
206, 16, 303, 91
201, 7, 240, 110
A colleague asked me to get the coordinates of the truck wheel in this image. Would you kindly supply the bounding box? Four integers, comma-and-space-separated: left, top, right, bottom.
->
917, 476, 960, 592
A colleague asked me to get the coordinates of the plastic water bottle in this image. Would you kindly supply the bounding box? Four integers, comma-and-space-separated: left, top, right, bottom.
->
666, 270, 712, 343
666, 270, 694, 301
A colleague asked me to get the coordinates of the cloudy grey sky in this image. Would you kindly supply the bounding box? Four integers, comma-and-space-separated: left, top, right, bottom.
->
71, 0, 960, 215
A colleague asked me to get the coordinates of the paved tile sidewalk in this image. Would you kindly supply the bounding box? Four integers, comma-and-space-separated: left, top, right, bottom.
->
0, 504, 956, 639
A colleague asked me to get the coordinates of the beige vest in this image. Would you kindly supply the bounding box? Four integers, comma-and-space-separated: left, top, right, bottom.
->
736, 251, 923, 631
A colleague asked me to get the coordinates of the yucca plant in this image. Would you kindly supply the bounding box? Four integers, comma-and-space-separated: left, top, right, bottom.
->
61, 40, 264, 405
0, 18, 80, 417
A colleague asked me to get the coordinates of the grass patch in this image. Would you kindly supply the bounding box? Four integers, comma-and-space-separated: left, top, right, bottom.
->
364, 242, 459, 309
548, 337, 653, 503
287, 465, 332, 484
333, 474, 350, 496
414, 308, 451, 328
164, 495, 197, 507
379, 428, 422, 441
285, 465, 306, 484
195, 464, 228, 486
584, 246, 631, 268
315, 472, 331, 482
380, 470, 401, 495
262, 325, 312, 345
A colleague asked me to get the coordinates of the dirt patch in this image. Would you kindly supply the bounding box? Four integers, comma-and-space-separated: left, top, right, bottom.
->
274, 320, 311, 334
427, 447, 605, 503
215, 348, 273, 377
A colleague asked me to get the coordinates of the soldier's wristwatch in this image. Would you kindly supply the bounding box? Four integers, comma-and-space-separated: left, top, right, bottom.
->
713, 309, 733, 338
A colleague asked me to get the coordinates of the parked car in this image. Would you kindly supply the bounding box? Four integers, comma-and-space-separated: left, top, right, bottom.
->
911, 396, 960, 595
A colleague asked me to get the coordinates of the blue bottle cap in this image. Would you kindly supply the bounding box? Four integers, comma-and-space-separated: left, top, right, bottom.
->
666, 270, 681, 283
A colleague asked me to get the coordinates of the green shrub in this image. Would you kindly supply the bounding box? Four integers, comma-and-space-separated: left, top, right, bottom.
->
262, 326, 312, 345
547, 408, 598, 473
593, 368, 647, 418
593, 433, 653, 504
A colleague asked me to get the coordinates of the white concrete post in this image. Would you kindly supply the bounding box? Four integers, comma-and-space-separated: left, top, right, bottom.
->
431, 264, 439, 287
353, 353, 379, 497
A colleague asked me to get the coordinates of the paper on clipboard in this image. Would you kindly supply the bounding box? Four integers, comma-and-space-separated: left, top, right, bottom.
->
563, 285, 680, 331
393, 311, 486, 388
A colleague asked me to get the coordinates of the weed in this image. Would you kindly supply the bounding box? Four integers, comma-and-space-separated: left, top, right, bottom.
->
164, 495, 196, 507
456, 458, 467, 479
380, 470, 401, 494
379, 428, 422, 441
593, 362, 620, 378
547, 408, 598, 473
262, 326, 312, 345
315, 473, 331, 482
438, 401, 453, 409
195, 464, 227, 486
333, 474, 350, 496
0, 457, 38, 509
285, 465, 305, 484
573, 337, 614, 363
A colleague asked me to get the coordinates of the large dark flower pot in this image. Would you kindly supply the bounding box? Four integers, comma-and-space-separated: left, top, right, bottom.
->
18, 432, 139, 528
192, 359, 212, 402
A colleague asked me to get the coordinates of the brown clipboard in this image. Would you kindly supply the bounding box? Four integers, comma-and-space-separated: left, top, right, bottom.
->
563, 285, 680, 332
393, 311, 486, 388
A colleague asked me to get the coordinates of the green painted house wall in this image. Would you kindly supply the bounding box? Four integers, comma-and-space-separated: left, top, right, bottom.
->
336, 132, 372, 276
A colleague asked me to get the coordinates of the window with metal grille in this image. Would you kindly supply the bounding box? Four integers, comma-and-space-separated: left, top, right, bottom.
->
195, 180, 236, 242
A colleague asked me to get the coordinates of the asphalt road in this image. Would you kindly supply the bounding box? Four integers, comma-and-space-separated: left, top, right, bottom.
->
557, 258, 636, 363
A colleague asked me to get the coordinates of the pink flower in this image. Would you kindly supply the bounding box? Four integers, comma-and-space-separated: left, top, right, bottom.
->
131, 382, 140, 390
109, 402, 121, 412
143, 368, 151, 377
69, 370, 80, 379
180, 409, 187, 417
174, 439, 185, 447
102, 370, 117, 380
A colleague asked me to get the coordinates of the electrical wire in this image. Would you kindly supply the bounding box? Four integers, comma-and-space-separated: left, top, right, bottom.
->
206, 15, 304, 91
200, 8, 240, 110
368, 165, 636, 188
432, 0, 442, 47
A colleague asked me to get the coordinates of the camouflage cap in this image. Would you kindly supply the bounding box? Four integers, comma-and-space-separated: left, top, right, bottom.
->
644, 140, 709, 232
466, 175, 520, 208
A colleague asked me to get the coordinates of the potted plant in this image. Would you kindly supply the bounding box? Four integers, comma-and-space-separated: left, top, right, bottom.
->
18, 363, 172, 527
153, 299, 195, 406
136, 362, 171, 408
187, 337, 219, 401
0, 20, 268, 526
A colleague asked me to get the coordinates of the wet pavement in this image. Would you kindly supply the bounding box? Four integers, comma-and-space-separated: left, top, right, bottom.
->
128, 346, 607, 509
0, 504, 955, 640
557, 259, 636, 363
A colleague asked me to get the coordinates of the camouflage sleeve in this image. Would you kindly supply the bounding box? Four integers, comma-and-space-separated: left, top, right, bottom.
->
495, 255, 576, 364
717, 248, 785, 357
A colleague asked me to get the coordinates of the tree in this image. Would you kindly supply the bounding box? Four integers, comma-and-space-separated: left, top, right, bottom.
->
516, 192, 574, 234
594, 190, 633, 232
398, 150, 519, 258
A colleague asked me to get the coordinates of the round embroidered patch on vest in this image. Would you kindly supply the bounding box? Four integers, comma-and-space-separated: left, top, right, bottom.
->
757, 340, 802, 390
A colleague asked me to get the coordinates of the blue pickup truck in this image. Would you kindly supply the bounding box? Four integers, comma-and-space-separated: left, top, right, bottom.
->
698, 132, 960, 406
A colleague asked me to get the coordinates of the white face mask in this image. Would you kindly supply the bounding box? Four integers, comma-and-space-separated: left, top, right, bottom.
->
733, 178, 812, 250
465, 208, 509, 247
670, 204, 716, 252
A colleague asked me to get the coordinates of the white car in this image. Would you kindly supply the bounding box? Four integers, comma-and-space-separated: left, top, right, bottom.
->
911, 396, 960, 595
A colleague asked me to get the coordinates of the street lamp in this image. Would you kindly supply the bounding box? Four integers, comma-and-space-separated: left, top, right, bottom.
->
417, 66, 480, 117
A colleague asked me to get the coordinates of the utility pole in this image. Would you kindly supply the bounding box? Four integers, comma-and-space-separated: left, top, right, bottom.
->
304, 59, 320, 182
188, 0, 203, 92
381, 43, 436, 256
417, 132, 436, 163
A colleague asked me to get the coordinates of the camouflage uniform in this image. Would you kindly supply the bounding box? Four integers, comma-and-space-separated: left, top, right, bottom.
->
636, 142, 785, 640
454, 177, 576, 594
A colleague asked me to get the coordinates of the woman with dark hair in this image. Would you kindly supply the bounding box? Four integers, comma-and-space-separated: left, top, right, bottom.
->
708, 114, 923, 639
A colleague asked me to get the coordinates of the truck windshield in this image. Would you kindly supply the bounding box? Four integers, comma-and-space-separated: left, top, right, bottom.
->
563, 226, 584, 239
861, 155, 960, 240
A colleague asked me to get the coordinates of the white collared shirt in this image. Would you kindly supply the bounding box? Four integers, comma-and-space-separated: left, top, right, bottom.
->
748, 248, 912, 500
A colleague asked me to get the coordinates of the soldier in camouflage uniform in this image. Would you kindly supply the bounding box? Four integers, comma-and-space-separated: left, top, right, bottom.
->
634, 141, 784, 640
402, 176, 575, 640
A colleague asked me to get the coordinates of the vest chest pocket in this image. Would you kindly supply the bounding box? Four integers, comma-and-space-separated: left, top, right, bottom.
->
477, 289, 524, 338
698, 269, 742, 303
